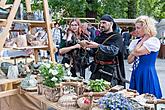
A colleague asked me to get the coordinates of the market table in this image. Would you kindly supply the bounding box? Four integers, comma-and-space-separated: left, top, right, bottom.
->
0, 89, 42, 110
0, 80, 164, 110
20, 89, 159, 110
0, 78, 23, 91
1, 88, 164, 110
20, 89, 78, 110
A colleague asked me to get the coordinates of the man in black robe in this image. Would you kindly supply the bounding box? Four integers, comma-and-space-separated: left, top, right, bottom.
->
80, 14, 126, 86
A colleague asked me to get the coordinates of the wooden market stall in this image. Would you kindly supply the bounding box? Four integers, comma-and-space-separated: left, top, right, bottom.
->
0, 1, 165, 110
0, 0, 56, 63
0, 0, 56, 109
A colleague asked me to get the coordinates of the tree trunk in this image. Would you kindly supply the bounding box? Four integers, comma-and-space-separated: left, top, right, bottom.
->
127, 0, 137, 19
86, 9, 97, 18
85, 0, 97, 23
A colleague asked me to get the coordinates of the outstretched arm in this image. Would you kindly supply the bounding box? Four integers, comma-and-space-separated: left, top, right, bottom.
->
59, 44, 81, 55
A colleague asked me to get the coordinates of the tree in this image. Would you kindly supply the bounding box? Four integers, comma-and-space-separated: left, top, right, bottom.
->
86, 0, 99, 18
137, 0, 165, 19
48, 0, 87, 18
100, 0, 128, 18
6, 0, 164, 20
127, 0, 137, 18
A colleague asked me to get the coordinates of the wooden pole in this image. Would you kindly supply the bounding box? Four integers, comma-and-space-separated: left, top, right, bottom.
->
43, 0, 55, 63
0, 0, 21, 51
0, 0, 7, 7
25, 0, 32, 13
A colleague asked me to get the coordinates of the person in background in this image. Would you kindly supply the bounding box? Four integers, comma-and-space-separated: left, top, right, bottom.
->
59, 18, 90, 78
81, 22, 91, 39
122, 27, 131, 59
87, 23, 96, 41
52, 22, 62, 46
52, 22, 63, 62
80, 14, 126, 86
128, 16, 162, 99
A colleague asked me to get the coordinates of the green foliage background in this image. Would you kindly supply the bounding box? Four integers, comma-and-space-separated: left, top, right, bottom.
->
46, 0, 164, 20
6, 0, 164, 20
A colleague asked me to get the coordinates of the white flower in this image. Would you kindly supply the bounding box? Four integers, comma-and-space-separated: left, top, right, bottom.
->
52, 70, 58, 75
49, 69, 53, 74
43, 63, 51, 68
64, 63, 70, 68
49, 69, 58, 75
51, 77, 58, 82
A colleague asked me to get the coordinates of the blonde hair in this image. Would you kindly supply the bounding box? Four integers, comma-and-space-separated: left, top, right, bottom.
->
135, 16, 157, 37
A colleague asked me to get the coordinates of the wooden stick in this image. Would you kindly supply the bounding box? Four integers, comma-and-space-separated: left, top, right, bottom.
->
0, 0, 7, 7
0, 0, 21, 51
43, 0, 55, 63
0, 89, 18, 98
25, 0, 32, 12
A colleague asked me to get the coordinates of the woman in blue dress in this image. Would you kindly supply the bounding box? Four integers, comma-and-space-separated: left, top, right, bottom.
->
128, 16, 162, 99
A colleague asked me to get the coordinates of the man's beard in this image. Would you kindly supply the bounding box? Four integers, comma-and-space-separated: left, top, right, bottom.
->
100, 26, 110, 33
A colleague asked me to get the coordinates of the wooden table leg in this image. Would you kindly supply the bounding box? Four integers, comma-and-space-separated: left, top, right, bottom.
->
4, 83, 13, 91
34, 49, 39, 64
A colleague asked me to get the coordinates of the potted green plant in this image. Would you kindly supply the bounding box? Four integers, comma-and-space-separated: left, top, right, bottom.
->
77, 79, 111, 109
87, 79, 111, 92
39, 62, 64, 102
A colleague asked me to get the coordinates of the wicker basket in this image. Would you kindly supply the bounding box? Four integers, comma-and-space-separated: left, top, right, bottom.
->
57, 82, 85, 107
22, 87, 37, 92
58, 94, 78, 108
60, 82, 84, 96
43, 85, 60, 102
43, 82, 84, 103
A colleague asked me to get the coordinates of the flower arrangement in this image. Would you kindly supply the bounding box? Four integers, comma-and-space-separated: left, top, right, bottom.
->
39, 62, 64, 88
98, 92, 134, 110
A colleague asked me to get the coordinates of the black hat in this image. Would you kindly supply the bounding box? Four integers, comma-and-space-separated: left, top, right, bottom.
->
100, 14, 114, 22
100, 14, 117, 31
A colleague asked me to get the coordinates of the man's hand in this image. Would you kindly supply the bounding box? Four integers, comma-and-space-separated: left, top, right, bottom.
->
79, 40, 89, 48
86, 41, 99, 48
80, 40, 99, 49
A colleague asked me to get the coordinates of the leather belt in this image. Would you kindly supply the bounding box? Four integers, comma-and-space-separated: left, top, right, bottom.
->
95, 60, 116, 65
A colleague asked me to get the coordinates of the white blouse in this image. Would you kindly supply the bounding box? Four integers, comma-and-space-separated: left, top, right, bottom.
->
128, 37, 160, 52
128, 39, 139, 52
143, 37, 160, 52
